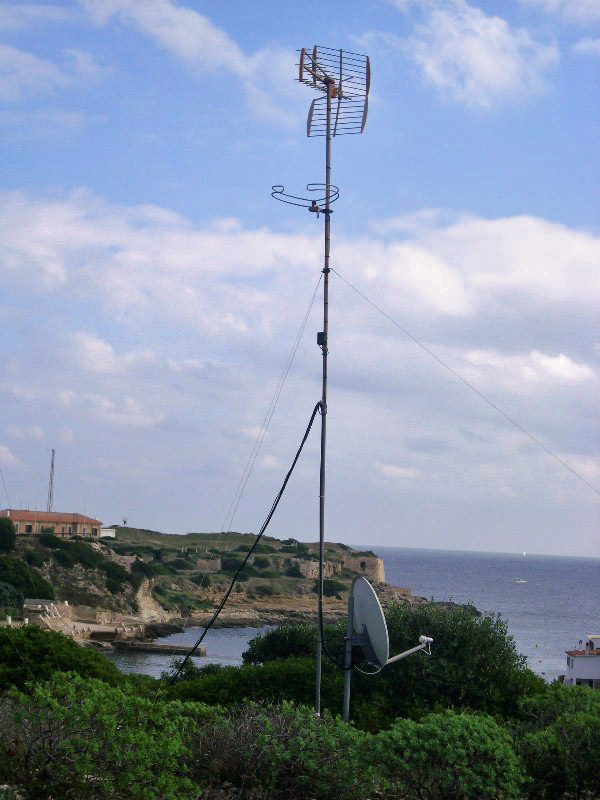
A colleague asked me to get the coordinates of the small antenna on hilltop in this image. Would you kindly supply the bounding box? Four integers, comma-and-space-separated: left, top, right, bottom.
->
273, 45, 370, 718
46, 448, 55, 512
343, 577, 433, 722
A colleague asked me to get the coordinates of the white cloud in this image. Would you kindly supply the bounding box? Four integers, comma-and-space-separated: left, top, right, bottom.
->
387, 0, 559, 108
78, 0, 301, 123
375, 461, 422, 480
258, 454, 281, 470
87, 394, 165, 427
73, 332, 154, 373
6, 425, 45, 441
0, 44, 70, 102
573, 38, 600, 56
0, 44, 107, 102
0, 3, 71, 30
519, 0, 600, 24
0, 189, 597, 548
461, 349, 596, 393
0, 444, 21, 467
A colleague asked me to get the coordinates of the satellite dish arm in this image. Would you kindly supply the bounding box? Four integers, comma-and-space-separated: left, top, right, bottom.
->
386, 636, 433, 666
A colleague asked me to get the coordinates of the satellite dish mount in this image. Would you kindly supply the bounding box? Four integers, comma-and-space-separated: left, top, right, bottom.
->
343, 577, 433, 722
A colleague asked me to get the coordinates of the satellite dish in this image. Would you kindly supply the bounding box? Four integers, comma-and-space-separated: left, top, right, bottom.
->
342, 576, 433, 722
352, 576, 389, 667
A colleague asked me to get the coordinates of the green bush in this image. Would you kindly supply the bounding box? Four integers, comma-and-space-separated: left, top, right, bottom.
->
520, 711, 600, 800
0, 557, 54, 600
0, 673, 198, 800
106, 577, 124, 594
189, 573, 209, 586
254, 584, 274, 597
24, 550, 45, 568
167, 557, 194, 570
253, 555, 270, 569
285, 560, 303, 578
314, 577, 346, 597
38, 532, 61, 549
516, 684, 600, 799
368, 710, 523, 800
131, 558, 154, 578
190, 701, 370, 800
0, 580, 23, 613
0, 626, 123, 692
53, 549, 75, 569
243, 621, 345, 665
220, 556, 242, 572
102, 561, 129, 583
0, 519, 16, 553
167, 657, 343, 712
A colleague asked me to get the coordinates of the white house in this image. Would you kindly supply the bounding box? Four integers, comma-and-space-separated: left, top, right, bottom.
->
564, 635, 600, 688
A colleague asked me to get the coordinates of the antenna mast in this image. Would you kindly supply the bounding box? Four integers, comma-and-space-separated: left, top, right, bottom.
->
47, 448, 55, 512
272, 46, 370, 715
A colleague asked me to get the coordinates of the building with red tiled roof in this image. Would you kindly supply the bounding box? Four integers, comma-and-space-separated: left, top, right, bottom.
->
0, 509, 103, 538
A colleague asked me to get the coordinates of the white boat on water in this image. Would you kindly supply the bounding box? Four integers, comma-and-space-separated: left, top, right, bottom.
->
563, 636, 600, 688
513, 578, 527, 583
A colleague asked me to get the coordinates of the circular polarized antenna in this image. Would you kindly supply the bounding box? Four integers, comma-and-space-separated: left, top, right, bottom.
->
352, 576, 389, 667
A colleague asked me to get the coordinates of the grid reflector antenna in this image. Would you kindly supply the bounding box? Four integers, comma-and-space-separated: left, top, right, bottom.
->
299, 46, 370, 137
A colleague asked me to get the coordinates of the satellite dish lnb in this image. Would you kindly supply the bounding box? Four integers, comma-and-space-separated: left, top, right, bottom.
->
343, 576, 433, 722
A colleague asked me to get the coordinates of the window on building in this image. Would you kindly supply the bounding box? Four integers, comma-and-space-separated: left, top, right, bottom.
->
68, 526, 72, 534
92, 528, 98, 536
25, 524, 32, 533
14, 523, 19, 533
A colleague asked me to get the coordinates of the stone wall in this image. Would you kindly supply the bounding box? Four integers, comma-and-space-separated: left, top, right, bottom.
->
342, 554, 385, 584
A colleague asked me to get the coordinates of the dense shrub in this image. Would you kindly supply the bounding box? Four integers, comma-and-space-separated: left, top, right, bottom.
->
53, 549, 75, 568
131, 558, 154, 578
38, 535, 104, 570
0, 519, 16, 553
0, 626, 123, 692
38, 533, 61, 549
243, 605, 544, 728
24, 550, 45, 567
254, 584, 275, 597
106, 577, 124, 594
191, 701, 370, 800
243, 621, 345, 664
368, 710, 523, 800
189, 573, 209, 586
167, 657, 344, 712
285, 560, 303, 578
314, 577, 346, 597
0, 557, 54, 600
516, 684, 600, 799
168, 557, 194, 570
253, 556, 270, 569
102, 560, 129, 586
0, 580, 23, 613
0, 673, 198, 800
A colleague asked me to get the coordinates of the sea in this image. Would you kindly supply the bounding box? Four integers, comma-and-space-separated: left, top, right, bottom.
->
108, 547, 600, 683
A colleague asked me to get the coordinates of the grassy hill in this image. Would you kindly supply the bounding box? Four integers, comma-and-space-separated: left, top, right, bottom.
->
5, 527, 390, 620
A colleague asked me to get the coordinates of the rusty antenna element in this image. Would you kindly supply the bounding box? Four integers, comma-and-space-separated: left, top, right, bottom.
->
272, 46, 370, 717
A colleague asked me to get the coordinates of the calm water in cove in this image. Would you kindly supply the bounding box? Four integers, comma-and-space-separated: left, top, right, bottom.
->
108, 547, 599, 682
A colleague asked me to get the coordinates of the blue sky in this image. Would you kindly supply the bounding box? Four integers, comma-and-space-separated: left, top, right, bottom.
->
1, 0, 598, 556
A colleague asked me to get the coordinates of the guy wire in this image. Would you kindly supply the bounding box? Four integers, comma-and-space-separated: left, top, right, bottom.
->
155, 274, 323, 682
331, 268, 600, 498
166, 400, 323, 685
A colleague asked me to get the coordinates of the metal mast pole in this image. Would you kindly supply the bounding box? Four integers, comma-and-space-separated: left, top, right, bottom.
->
47, 448, 55, 513
315, 77, 333, 716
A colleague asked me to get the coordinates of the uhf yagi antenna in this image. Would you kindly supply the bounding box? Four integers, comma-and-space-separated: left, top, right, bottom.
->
272, 46, 370, 716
